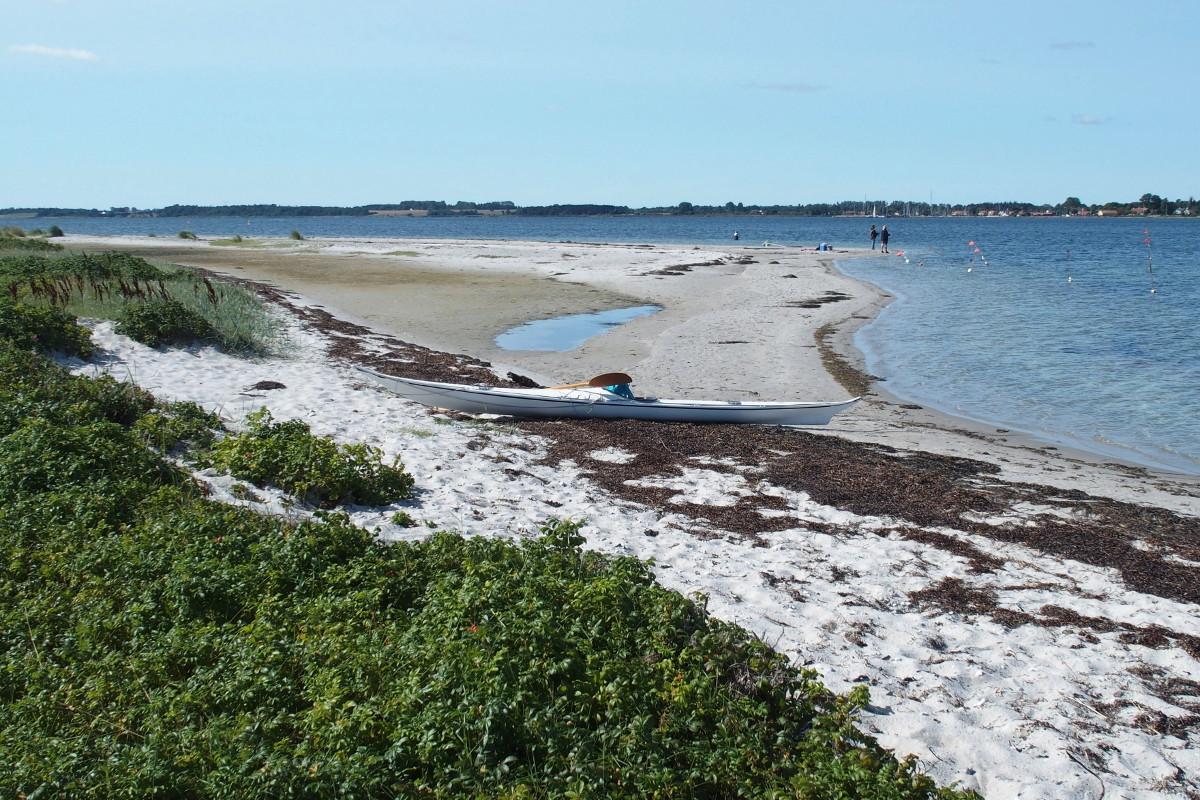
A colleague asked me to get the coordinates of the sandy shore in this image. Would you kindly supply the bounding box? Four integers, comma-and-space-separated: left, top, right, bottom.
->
65, 234, 863, 399
63, 233, 1200, 514
62, 233, 1200, 798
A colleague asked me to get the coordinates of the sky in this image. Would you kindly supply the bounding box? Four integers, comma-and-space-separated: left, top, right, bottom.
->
4, 0, 1197, 209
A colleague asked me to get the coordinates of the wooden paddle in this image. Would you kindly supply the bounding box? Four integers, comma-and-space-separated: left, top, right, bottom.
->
549, 372, 633, 390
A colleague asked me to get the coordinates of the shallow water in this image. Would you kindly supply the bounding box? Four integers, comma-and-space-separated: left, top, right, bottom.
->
38, 214, 1200, 474
495, 305, 660, 352
833, 219, 1200, 475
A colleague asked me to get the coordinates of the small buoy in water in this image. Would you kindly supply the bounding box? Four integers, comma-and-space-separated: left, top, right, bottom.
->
1151, 288, 1157, 294
967, 267, 973, 273
1068, 276, 1073, 282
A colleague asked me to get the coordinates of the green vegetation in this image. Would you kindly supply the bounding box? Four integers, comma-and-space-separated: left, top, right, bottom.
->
391, 509, 419, 527
133, 400, 222, 453
207, 407, 414, 508
289, 228, 304, 240
0, 249, 285, 355
0, 298, 978, 798
115, 298, 220, 347
0, 231, 63, 252
178, 230, 198, 239
0, 296, 95, 358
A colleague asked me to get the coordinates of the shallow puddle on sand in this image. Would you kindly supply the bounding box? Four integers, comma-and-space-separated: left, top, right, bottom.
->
496, 305, 660, 352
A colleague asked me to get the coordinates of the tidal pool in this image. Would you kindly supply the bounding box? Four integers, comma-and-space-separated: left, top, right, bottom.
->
496, 304, 661, 352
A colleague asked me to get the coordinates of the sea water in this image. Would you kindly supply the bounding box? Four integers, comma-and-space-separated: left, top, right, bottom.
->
835, 219, 1200, 475
32, 214, 1200, 474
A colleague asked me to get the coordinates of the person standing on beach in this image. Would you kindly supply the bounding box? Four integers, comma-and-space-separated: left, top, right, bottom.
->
869, 225, 878, 250
880, 225, 891, 253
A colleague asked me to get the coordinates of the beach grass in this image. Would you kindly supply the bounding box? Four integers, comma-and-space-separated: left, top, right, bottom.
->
0, 248, 288, 356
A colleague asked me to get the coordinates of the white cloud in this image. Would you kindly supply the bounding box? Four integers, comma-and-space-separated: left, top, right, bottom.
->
9, 43, 100, 61
1071, 114, 1106, 125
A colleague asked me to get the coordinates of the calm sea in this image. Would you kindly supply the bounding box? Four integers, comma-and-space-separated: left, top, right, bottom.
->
34, 214, 1200, 475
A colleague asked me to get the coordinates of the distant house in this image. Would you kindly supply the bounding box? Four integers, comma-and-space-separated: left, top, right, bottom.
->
1076, 208, 1092, 216
1129, 207, 1149, 215
1097, 209, 1122, 216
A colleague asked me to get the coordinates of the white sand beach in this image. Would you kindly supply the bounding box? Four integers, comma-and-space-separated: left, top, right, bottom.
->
64, 234, 1200, 798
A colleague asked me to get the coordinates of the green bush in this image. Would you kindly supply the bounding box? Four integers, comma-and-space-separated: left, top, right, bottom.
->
289, 229, 304, 240
0, 349, 156, 441
208, 407, 415, 508
115, 298, 219, 347
48, 225, 64, 237
0, 235, 62, 252
0, 296, 94, 358
133, 399, 223, 453
178, 230, 198, 240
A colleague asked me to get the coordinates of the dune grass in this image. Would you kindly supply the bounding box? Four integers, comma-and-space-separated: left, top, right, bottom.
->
0, 247, 287, 356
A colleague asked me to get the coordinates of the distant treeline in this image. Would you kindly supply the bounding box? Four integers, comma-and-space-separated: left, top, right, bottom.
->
3, 193, 1196, 218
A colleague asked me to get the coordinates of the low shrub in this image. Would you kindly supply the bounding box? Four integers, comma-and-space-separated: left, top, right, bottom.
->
289, 229, 304, 240
115, 298, 219, 347
133, 399, 223, 453
0, 235, 62, 252
178, 230, 198, 240
48, 225, 64, 237
208, 407, 415, 507
0, 296, 94, 358
0, 349, 157, 440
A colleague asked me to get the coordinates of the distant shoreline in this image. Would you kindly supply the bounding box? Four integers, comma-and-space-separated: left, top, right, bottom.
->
7, 199, 1196, 221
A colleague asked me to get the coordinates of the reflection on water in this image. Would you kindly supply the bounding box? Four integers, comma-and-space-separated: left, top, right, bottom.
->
496, 305, 660, 352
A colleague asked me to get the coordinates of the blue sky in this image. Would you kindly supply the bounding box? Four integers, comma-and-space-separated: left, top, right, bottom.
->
5, 0, 1196, 209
